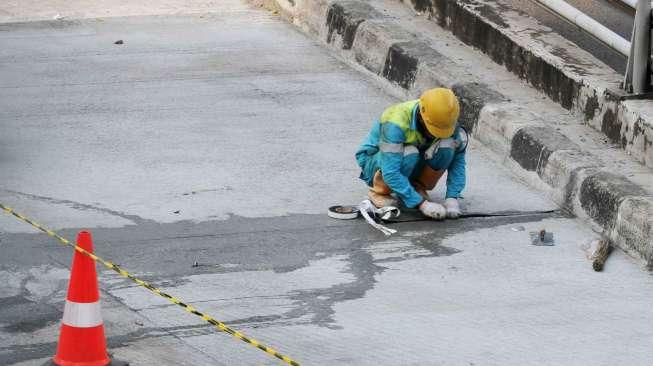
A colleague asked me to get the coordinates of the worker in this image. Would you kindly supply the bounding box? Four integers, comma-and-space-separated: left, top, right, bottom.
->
355, 88, 467, 220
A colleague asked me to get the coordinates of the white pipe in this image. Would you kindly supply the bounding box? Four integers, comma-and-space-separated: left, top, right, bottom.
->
535, 0, 631, 56
618, 0, 651, 8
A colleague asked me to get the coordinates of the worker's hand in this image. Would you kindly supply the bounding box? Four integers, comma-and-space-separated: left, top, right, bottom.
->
444, 198, 461, 219
419, 200, 446, 220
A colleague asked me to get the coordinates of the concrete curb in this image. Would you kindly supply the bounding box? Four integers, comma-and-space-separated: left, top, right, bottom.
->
403, 0, 653, 170
266, 0, 653, 267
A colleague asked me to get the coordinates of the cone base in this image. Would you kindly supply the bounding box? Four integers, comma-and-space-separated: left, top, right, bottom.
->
44, 359, 129, 366
53, 324, 110, 366
51, 358, 110, 366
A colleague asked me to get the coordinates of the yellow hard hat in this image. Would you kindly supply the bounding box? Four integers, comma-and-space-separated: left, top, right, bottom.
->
419, 88, 460, 138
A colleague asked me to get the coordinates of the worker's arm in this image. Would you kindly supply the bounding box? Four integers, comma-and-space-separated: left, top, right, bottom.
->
445, 143, 466, 199
379, 123, 424, 208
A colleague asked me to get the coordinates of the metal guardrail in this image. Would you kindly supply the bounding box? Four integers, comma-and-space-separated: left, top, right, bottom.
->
535, 0, 651, 94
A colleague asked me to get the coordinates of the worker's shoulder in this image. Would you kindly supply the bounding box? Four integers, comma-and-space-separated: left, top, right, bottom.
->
380, 99, 418, 125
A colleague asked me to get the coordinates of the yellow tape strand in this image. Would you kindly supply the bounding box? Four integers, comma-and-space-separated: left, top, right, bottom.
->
0, 203, 301, 366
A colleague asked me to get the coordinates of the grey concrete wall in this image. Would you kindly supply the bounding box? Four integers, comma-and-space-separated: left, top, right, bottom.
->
404, 0, 653, 170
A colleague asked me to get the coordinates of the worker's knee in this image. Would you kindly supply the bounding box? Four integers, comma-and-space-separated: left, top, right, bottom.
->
371, 170, 392, 194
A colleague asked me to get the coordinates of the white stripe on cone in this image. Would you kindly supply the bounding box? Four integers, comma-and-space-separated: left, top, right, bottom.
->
62, 300, 103, 328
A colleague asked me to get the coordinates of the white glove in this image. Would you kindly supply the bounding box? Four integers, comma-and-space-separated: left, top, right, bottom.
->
444, 198, 461, 219
419, 200, 446, 220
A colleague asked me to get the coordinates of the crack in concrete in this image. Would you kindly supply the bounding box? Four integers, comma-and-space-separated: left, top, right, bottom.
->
2, 189, 152, 225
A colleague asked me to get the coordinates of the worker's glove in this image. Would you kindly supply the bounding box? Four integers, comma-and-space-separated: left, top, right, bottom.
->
419, 200, 446, 220
444, 198, 461, 219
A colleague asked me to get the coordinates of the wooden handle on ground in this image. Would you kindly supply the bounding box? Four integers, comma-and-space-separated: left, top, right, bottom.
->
592, 240, 613, 272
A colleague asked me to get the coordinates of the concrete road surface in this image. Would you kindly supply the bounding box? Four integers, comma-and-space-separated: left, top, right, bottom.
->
1, 1, 652, 365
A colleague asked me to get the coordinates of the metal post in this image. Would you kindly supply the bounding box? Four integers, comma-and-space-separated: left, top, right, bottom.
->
632, 0, 651, 93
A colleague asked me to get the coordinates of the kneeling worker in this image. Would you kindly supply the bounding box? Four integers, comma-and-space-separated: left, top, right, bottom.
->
355, 88, 467, 220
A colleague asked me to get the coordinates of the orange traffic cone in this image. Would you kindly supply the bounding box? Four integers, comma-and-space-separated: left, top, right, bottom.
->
48, 231, 126, 366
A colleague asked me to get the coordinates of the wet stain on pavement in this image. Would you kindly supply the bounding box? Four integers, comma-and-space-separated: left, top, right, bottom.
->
0, 211, 558, 362
283, 248, 383, 329
0, 272, 66, 335
412, 234, 461, 256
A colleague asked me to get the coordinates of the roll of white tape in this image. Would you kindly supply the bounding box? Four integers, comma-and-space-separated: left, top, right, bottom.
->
327, 205, 360, 220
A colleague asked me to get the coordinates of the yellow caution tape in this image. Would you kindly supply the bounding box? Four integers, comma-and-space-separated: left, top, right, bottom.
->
0, 203, 300, 366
